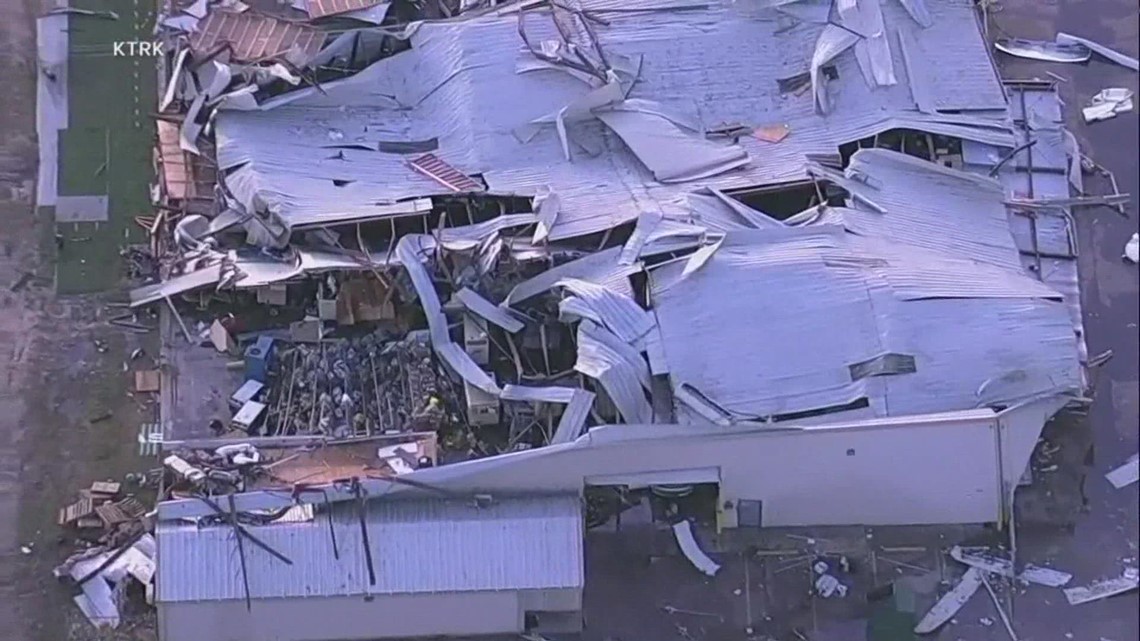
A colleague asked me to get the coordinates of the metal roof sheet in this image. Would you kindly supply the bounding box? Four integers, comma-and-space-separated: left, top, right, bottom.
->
649, 205, 1082, 421
216, 0, 1012, 242
156, 496, 584, 603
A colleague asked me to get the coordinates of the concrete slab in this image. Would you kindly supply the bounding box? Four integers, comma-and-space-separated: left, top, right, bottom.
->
54, 195, 108, 222
35, 14, 69, 207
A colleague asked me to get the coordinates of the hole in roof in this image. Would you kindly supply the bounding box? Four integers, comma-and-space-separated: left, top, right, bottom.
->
724, 180, 840, 221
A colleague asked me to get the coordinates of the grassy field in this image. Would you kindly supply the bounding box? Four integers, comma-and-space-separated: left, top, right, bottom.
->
55, 0, 156, 294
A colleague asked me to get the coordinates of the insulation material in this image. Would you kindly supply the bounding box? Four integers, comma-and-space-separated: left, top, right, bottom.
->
837, 0, 897, 88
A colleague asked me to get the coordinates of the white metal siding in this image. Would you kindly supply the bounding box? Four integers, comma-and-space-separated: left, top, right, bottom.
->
160, 591, 523, 641
407, 407, 1042, 527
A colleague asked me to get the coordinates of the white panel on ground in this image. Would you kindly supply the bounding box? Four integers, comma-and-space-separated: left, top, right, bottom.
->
672, 520, 720, 576
55, 195, 110, 222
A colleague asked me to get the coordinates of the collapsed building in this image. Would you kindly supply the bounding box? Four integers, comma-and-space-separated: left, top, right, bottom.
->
135, 0, 1118, 637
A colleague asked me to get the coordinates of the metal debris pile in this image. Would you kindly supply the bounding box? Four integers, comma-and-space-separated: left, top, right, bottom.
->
263, 331, 458, 439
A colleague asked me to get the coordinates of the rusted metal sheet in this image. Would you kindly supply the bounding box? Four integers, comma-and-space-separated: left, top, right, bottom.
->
191, 11, 325, 63
407, 153, 484, 192
307, 0, 385, 19
157, 120, 192, 200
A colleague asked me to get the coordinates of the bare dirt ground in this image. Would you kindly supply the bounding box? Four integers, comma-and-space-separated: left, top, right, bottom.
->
0, 3, 155, 640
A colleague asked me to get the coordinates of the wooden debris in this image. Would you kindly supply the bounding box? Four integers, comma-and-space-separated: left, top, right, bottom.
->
754, 123, 790, 143
134, 369, 161, 393
59, 497, 96, 526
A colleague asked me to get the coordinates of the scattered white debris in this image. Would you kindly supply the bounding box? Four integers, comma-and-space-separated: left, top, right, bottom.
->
949, 545, 1071, 587
980, 617, 994, 626
1083, 88, 1134, 123
915, 567, 984, 634
1125, 233, 1139, 264
1019, 564, 1072, 588
1063, 568, 1139, 605
1106, 453, 1140, 489
20, 545, 32, 555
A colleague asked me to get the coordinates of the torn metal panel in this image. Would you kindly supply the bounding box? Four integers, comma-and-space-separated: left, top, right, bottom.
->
837, 0, 897, 88
555, 278, 655, 344
995, 38, 1091, 63
620, 211, 708, 265
1056, 31, 1139, 71
180, 93, 206, 155
191, 11, 326, 64
579, 320, 652, 391
500, 385, 595, 444
811, 24, 860, 114
456, 287, 525, 333
594, 107, 750, 183
160, 47, 190, 113
574, 324, 652, 424
436, 213, 538, 252
533, 188, 561, 244
130, 266, 222, 307
506, 246, 641, 305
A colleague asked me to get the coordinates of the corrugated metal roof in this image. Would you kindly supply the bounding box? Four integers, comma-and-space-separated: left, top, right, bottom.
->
825, 148, 1024, 270
649, 210, 1082, 421
216, 0, 1013, 242
958, 84, 1089, 371
156, 496, 584, 603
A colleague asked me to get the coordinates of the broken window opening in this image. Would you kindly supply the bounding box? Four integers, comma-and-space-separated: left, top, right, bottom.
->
770, 397, 870, 423
839, 130, 964, 168
724, 181, 837, 220
848, 352, 918, 381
